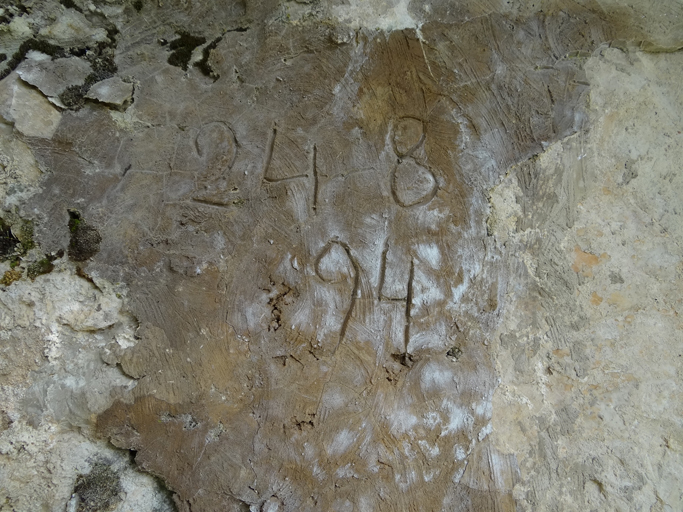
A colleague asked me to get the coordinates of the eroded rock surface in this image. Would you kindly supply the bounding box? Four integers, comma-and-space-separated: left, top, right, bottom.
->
0, 0, 681, 511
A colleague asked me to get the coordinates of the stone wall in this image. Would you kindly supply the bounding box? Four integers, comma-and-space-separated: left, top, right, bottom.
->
0, 1, 681, 511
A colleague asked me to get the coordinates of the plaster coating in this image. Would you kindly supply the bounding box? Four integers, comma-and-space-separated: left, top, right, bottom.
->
0, 0, 681, 510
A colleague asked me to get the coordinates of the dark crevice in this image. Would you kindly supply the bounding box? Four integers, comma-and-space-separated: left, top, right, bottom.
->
167, 25, 250, 76
196, 36, 222, 78
1, 24, 120, 111
59, 0, 84, 13
0, 39, 67, 81
68, 209, 102, 262
0, 220, 20, 260
166, 31, 206, 71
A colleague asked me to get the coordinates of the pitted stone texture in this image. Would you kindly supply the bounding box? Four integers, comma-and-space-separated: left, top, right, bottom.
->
489, 48, 683, 511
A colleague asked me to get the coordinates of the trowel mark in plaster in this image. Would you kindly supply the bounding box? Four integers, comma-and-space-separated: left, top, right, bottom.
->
473, 397, 493, 419
419, 360, 455, 392
477, 422, 493, 441
418, 439, 440, 458
441, 399, 475, 436
326, 428, 359, 456
388, 407, 419, 436
402, 440, 417, 459
415, 242, 442, 268
335, 463, 358, 479
395, 468, 419, 492
455, 445, 467, 461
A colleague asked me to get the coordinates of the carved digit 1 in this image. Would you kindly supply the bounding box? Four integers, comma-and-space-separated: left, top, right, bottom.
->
312, 144, 318, 214
378, 239, 415, 363
315, 240, 360, 353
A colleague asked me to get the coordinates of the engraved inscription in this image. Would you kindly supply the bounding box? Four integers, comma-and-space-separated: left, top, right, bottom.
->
392, 117, 425, 157
315, 240, 360, 352
87, 14, 618, 510
262, 125, 309, 183
378, 239, 415, 364
390, 160, 438, 207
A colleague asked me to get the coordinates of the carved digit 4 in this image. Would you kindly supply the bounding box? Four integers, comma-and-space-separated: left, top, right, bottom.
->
262, 125, 319, 214
378, 239, 415, 363
262, 125, 308, 183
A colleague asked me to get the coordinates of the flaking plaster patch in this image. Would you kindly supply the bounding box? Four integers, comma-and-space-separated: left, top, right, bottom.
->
16, 53, 92, 98
38, 9, 108, 47
7, 77, 61, 138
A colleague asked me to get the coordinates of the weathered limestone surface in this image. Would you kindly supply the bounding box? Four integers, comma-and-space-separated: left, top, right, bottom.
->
489, 47, 683, 511
0, 0, 681, 511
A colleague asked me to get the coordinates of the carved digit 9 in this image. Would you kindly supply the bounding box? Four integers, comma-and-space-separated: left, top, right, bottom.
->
315, 240, 360, 352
